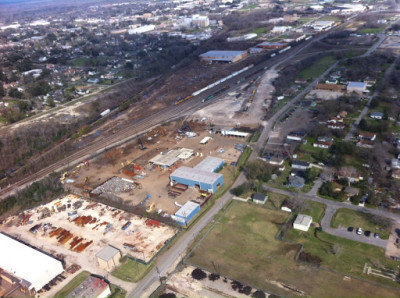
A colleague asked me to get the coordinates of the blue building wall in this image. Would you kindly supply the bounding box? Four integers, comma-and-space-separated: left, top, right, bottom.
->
170, 175, 224, 193
175, 204, 200, 225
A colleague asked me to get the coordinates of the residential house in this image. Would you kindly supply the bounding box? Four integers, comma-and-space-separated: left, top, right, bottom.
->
358, 132, 376, 141
287, 131, 306, 141
370, 112, 384, 120
313, 141, 333, 149
291, 160, 310, 170
344, 186, 360, 197
252, 193, 268, 204
337, 167, 363, 183
315, 83, 345, 92
392, 169, 400, 179
357, 139, 374, 148
328, 123, 345, 129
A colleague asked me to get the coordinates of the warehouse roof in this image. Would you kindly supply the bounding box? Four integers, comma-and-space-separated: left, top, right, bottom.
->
0, 233, 64, 291
175, 201, 200, 218
348, 81, 367, 88
171, 166, 223, 185
194, 156, 224, 172
200, 50, 246, 61
95, 245, 120, 262
149, 148, 193, 167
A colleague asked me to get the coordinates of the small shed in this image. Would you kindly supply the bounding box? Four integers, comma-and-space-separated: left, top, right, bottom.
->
174, 201, 201, 225
95, 245, 121, 271
281, 199, 295, 212
293, 214, 313, 232
252, 193, 268, 204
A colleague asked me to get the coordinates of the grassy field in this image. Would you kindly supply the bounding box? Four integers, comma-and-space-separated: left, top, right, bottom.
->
55, 271, 91, 298
112, 258, 154, 282
331, 208, 391, 239
252, 27, 268, 36
110, 284, 127, 298
298, 55, 336, 81
358, 27, 384, 34
302, 200, 326, 222
187, 201, 400, 297
287, 229, 398, 288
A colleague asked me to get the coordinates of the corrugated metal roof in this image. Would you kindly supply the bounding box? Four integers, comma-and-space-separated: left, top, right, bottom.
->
194, 156, 224, 172
200, 50, 246, 58
348, 81, 367, 88
170, 166, 222, 185
175, 201, 200, 218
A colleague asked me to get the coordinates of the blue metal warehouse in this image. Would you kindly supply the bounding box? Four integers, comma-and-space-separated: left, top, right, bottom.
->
174, 201, 201, 225
170, 156, 224, 193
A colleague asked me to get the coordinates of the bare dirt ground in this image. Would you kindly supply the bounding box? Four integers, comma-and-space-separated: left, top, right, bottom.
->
191, 68, 278, 127
163, 266, 270, 298
379, 35, 400, 53
306, 89, 344, 100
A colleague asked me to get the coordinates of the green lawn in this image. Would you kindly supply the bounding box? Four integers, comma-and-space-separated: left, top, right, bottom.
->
236, 147, 252, 172
55, 271, 91, 298
301, 200, 326, 223
112, 258, 154, 282
110, 284, 127, 298
331, 208, 391, 239
252, 27, 268, 35
358, 27, 385, 34
298, 55, 336, 81
266, 192, 289, 209
187, 201, 400, 297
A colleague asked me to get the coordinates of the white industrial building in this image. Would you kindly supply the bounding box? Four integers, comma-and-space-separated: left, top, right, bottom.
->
0, 233, 64, 295
347, 81, 368, 94
293, 214, 313, 232
149, 148, 194, 168
128, 25, 155, 34
220, 127, 249, 137
199, 50, 248, 63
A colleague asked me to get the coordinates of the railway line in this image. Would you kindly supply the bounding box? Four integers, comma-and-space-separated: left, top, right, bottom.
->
0, 10, 381, 199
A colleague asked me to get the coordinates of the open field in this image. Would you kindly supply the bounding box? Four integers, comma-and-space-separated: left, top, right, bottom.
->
331, 208, 391, 239
187, 201, 400, 297
55, 271, 91, 298
298, 55, 336, 81
286, 228, 399, 288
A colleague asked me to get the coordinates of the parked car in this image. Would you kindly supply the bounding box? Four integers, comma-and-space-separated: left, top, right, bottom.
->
356, 227, 363, 235
374, 233, 379, 238
365, 231, 371, 237
347, 227, 354, 232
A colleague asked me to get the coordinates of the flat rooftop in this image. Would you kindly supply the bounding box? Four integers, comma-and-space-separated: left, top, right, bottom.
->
194, 156, 224, 172
171, 166, 222, 185
175, 201, 200, 218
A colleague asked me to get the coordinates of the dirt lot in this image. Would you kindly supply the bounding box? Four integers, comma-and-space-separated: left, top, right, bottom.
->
385, 223, 400, 259
163, 265, 270, 298
67, 122, 246, 215
306, 89, 344, 100
191, 68, 277, 127
379, 35, 400, 54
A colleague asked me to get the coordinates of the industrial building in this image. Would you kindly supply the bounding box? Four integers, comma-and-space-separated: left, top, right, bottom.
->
170, 156, 224, 193
173, 201, 201, 225
194, 156, 224, 172
199, 50, 248, 63
149, 148, 194, 168
220, 127, 249, 138
96, 245, 121, 271
0, 233, 64, 295
256, 42, 286, 49
67, 276, 111, 298
347, 81, 368, 94
293, 214, 313, 231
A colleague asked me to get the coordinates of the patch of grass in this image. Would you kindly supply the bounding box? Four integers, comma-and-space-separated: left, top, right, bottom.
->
331, 208, 391, 239
248, 130, 261, 143
302, 201, 326, 223
236, 147, 252, 172
110, 284, 127, 298
299, 55, 336, 81
266, 192, 289, 209
252, 27, 268, 35
55, 271, 91, 298
187, 202, 400, 297
112, 258, 155, 282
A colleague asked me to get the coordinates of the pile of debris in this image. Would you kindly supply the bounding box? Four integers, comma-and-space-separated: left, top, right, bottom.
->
91, 176, 137, 195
